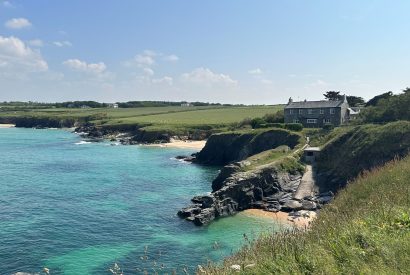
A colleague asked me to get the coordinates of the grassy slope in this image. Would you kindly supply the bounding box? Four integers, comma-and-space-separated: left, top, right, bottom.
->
316, 121, 410, 191
206, 155, 410, 274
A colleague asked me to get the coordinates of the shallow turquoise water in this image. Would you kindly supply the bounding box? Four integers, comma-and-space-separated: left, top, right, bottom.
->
0, 128, 282, 274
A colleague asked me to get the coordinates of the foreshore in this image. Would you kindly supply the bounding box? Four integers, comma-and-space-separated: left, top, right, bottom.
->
243, 209, 316, 229
143, 140, 206, 150
0, 124, 15, 128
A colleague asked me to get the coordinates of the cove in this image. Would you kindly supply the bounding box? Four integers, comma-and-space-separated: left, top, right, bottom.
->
0, 128, 283, 274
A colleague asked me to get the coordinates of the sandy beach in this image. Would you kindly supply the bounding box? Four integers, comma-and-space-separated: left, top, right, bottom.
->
145, 140, 206, 150
0, 124, 15, 128
243, 209, 316, 229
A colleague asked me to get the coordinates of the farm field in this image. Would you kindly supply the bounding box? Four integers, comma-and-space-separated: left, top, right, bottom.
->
100, 106, 283, 127
0, 105, 284, 130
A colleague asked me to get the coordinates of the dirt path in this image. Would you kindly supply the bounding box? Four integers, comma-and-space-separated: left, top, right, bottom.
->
294, 164, 316, 200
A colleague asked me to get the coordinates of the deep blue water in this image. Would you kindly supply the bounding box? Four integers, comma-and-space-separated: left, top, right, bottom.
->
0, 128, 281, 274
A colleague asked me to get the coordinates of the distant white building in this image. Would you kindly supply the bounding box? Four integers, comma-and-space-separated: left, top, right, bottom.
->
109, 103, 119, 108
181, 102, 192, 107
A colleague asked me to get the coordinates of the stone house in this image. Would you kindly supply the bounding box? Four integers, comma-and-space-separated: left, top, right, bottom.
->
284, 95, 350, 127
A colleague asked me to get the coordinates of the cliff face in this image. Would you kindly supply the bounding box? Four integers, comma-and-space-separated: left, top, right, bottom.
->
178, 160, 304, 225
195, 129, 303, 165
316, 121, 410, 191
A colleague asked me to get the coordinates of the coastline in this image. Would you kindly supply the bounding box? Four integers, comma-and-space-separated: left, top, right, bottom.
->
243, 209, 316, 229
0, 124, 15, 128
143, 139, 206, 150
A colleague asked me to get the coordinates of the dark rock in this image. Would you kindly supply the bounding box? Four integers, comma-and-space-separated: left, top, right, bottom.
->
301, 200, 317, 210
281, 200, 303, 211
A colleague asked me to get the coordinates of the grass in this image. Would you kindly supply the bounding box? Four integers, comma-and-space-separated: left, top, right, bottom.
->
317, 121, 410, 188
204, 154, 410, 274
98, 106, 282, 127
0, 105, 283, 132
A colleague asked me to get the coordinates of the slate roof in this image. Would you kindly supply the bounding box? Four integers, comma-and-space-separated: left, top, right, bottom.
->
285, 100, 344, 109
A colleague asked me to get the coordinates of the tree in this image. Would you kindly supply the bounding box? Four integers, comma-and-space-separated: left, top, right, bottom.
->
323, 91, 343, 101
365, 92, 393, 107
346, 96, 365, 107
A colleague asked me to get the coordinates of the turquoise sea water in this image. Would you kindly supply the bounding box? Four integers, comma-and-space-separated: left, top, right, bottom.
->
0, 128, 282, 274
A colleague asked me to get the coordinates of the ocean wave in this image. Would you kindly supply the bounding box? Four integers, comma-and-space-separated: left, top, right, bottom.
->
74, 140, 91, 145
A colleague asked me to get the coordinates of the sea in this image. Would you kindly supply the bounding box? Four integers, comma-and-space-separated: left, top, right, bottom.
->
0, 128, 283, 274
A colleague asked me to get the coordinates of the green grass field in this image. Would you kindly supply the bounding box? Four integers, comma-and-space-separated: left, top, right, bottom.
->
0, 105, 283, 131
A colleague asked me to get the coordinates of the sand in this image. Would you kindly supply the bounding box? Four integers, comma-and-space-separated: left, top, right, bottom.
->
0, 124, 15, 128
145, 140, 206, 150
243, 209, 316, 229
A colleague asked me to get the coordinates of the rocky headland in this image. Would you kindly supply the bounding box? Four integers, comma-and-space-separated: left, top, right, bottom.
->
177, 128, 334, 225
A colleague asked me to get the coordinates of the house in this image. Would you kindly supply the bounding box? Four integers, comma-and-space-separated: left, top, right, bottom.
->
181, 102, 192, 107
284, 95, 350, 127
304, 147, 321, 163
108, 103, 119, 108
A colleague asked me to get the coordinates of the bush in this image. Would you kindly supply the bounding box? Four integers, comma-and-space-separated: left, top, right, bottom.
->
284, 123, 303, 131
237, 117, 252, 128
263, 110, 284, 123
251, 117, 266, 129
322, 124, 334, 131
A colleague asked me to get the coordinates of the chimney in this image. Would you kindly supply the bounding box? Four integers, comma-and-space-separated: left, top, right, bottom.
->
288, 97, 293, 104
343, 94, 347, 103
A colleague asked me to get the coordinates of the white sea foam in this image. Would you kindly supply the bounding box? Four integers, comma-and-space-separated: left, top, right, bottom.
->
75, 140, 91, 145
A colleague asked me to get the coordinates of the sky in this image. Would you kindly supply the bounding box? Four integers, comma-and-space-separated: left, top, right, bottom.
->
0, 0, 409, 104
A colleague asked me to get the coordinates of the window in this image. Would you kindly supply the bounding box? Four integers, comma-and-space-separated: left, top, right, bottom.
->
308, 109, 313, 114
320, 109, 324, 114
299, 109, 303, 114
289, 109, 294, 114
323, 118, 331, 124
293, 119, 300, 123
330, 108, 335, 114
307, 119, 317, 124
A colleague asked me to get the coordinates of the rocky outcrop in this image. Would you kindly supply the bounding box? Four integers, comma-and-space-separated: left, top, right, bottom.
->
194, 129, 302, 166
178, 158, 333, 226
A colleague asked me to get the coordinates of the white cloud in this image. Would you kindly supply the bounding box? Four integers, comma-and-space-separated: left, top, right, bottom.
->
143, 67, 154, 76
28, 39, 44, 47
152, 76, 173, 85
164, 54, 179, 62
248, 68, 263, 75
181, 67, 237, 86
53, 41, 72, 47
135, 53, 155, 67
0, 35, 48, 72
5, 18, 32, 29
126, 50, 180, 68
63, 59, 106, 74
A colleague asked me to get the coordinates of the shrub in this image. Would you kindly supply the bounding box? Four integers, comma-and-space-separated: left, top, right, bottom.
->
251, 117, 266, 129
284, 123, 303, 131
322, 124, 334, 131
263, 110, 284, 123
238, 117, 252, 128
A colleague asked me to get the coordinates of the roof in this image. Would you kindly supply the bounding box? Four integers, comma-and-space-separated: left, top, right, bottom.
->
348, 107, 360, 115
285, 100, 344, 109
304, 147, 321, 152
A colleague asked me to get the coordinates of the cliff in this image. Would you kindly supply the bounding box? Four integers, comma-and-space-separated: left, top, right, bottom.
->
316, 121, 410, 191
194, 128, 303, 165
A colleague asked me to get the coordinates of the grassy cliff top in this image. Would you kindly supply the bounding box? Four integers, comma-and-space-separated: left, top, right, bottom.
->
205, 154, 410, 274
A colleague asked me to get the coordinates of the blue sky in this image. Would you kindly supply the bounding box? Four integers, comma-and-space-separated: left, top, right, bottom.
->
0, 0, 409, 104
